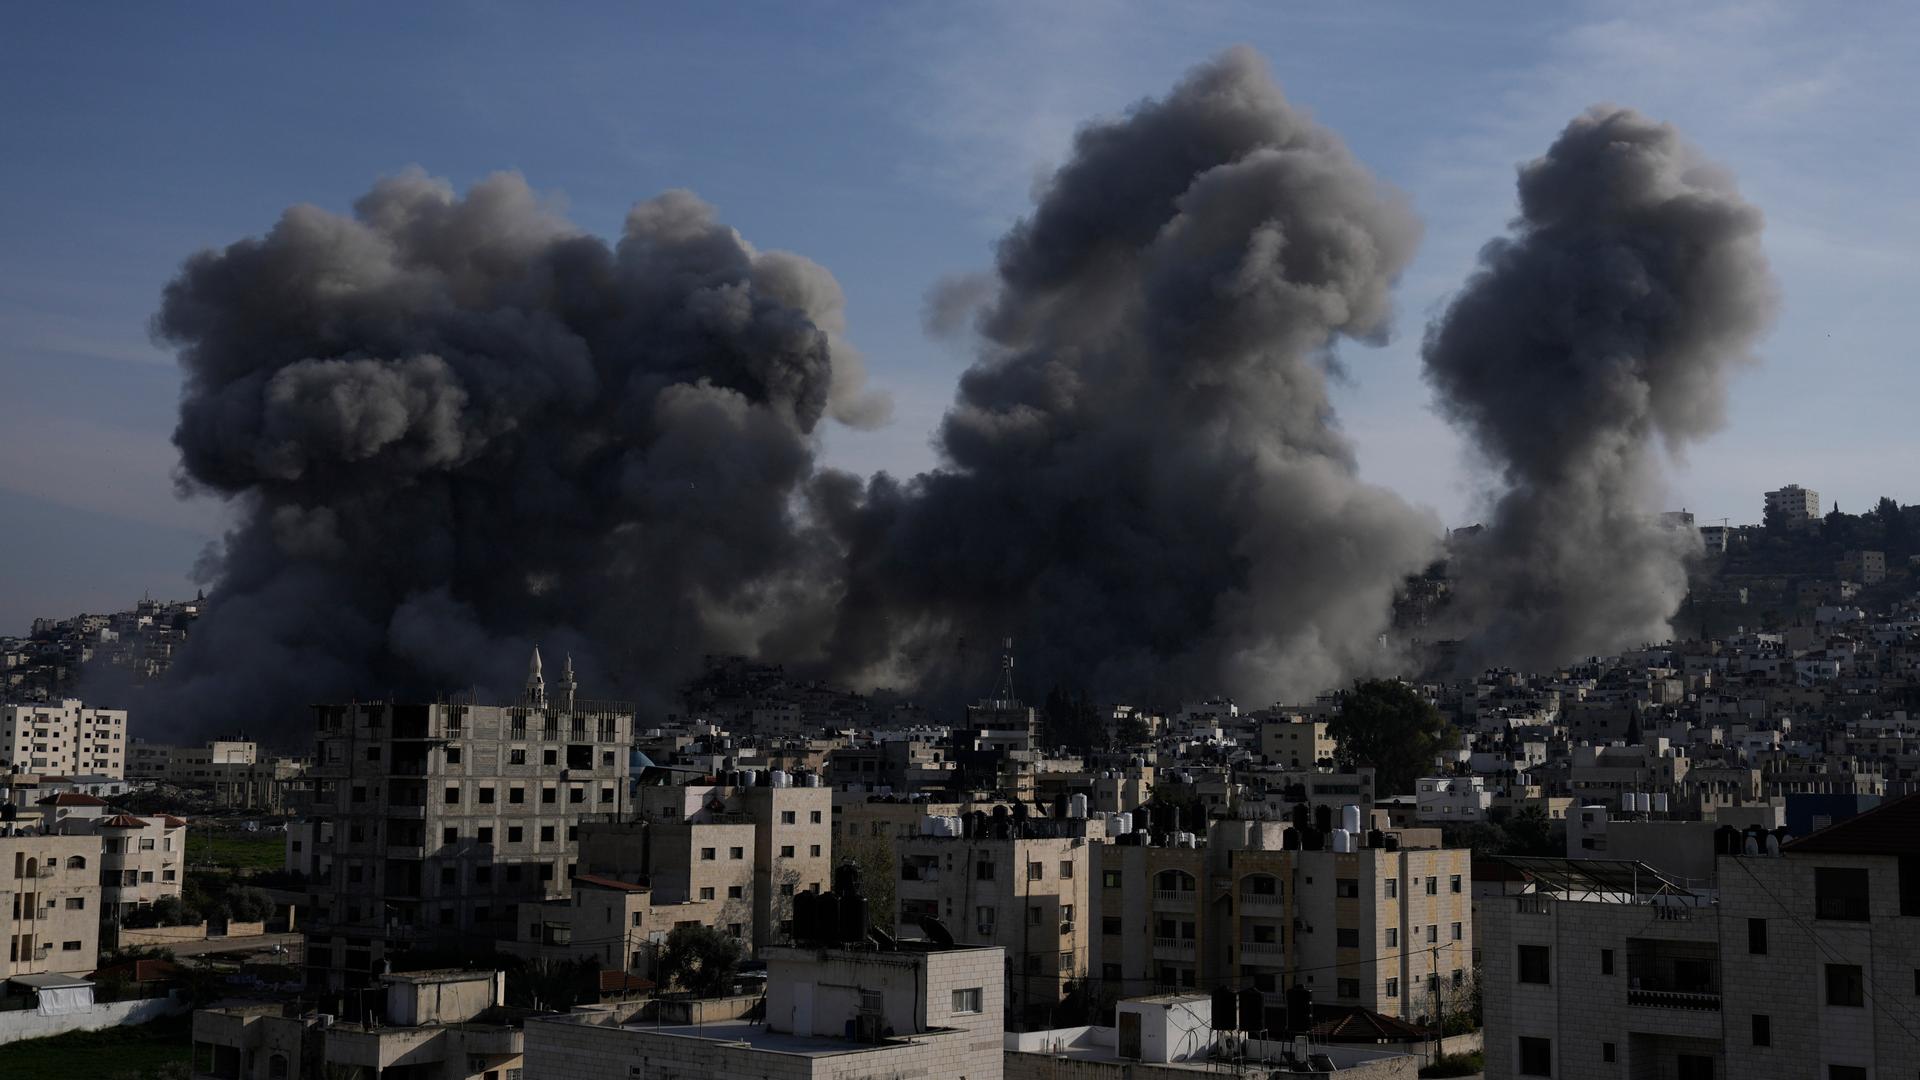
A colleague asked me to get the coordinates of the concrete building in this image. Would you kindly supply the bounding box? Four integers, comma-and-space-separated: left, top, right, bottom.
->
895, 815, 1097, 1026
1482, 798, 1920, 1079
297, 649, 632, 989
95, 812, 188, 919
1765, 483, 1820, 525
1838, 549, 1888, 585
1260, 715, 1336, 769
191, 969, 525, 1080
1, 829, 102, 978
506, 871, 655, 976
523, 941, 1006, 1080
1414, 776, 1492, 824
130, 739, 308, 811
0, 699, 127, 777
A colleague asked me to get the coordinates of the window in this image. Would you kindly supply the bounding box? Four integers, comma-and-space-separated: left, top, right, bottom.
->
1601, 948, 1614, 975
1815, 867, 1871, 921
569, 786, 584, 804
1426, 877, 1438, 896
541, 786, 556, 804
508, 827, 523, 844
1826, 964, 1864, 1007
445, 785, 460, 804
977, 860, 995, 881
701, 848, 716, 861
446, 747, 462, 765
540, 825, 555, 842
509, 748, 526, 765
543, 748, 557, 766
478, 827, 493, 845
1335, 878, 1359, 898
780, 845, 795, 858
1104, 870, 1121, 888
1676, 1055, 1714, 1080
1336, 978, 1359, 998
1385, 928, 1398, 948
810, 811, 822, 823
1385, 878, 1397, 898
443, 827, 458, 845
1336, 928, 1359, 947
1451, 921, 1462, 941
478, 786, 496, 804
1427, 924, 1438, 944
1752, 1013, 1771, 1046
1060, 860, 1074, 879
1518, 945, 1550, 984
700, 887, 716, 900
269, 1053, 290, 1079
139, 838, 155, 851
65, 897, 83, 910
952, 987, 983, 1014
1450, 874, 1462, 893
1602, 1042, 1615, 1063
780, 883, 794, 896
1028, 905, 1044, 926
62, 940, 81, 951
1028, 861, 1044, 881
781, 811, 796, 824
1517, 1036, 1551, 1076
351, 785, 367, 803
730, 846, 745, 860
728, 885, 743, 898
1103, 916, 1122, 935
509, 787, 525, 804
1901, 855, 1920, 916
600, 786, 613, 803
1749, 917, 1767, 954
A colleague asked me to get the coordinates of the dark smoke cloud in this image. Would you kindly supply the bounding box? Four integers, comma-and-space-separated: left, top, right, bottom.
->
1423, 107, 1776, 671
120, 170, 885, 742
827, 47, 1439, 707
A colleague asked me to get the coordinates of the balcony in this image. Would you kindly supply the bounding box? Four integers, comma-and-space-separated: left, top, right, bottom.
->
1153, 889, 1196, 907
1239, 941, 1284, 959
1627, 987, 1720, 1011
1152, 936, 1196, 957
1239, 893, 1283, 912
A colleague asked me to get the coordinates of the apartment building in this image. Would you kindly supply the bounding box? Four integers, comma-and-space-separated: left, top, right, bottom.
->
129, 738, 307, 811
2, 830, 103, 977
298, 649, 632, 989
96, 812, 188, 917
1482, 799, 1920, 1079
894, 813, 1096, 1026
1765, 483, 1821, 524
523, 941, 1006, 1080
0, 698, 127, 777
1260, 715, 1336, 768
506, 872, 654, 974
191, 969, 524, 1080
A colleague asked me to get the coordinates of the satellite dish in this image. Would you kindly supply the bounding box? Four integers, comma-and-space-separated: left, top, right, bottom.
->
917, 916, 955, 947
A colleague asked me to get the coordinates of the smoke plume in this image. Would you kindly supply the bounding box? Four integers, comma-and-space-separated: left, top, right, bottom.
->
827, 47, 1439, 706
1423, 107, 1775, 671
128, 171, 885, 741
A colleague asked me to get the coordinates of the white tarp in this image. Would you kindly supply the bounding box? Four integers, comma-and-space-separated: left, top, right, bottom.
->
34, 985, 94, 1015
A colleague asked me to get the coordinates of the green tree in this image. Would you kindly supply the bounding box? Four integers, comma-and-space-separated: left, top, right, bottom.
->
1327, 679, 1457, 796
658, 925, 743, 997
1502, 806, 1560, 857
838, 837, 897, 936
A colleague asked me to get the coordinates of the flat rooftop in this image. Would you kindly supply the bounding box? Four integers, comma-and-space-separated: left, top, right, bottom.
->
620, 1019, 947, 1057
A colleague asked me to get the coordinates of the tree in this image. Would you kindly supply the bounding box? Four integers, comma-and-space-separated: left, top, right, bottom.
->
838, 835, 898, 936
657, 925, 743, 997
1327, 679, 1457, 797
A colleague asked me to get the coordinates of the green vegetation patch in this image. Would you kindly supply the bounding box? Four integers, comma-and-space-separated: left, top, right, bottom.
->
186, 830, 285, 873
5, 1013, 192, 1080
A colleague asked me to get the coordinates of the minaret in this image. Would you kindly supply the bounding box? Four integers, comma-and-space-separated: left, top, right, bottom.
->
559, 653, 578, 712
526, 645, 546, 707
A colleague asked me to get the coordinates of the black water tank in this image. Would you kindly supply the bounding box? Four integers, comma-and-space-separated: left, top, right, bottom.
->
839, 892, 869, 943
835, 862, 862, 897
1713, 825, 1741, 855
815, 891, 841, 941
1212, 986, 1238, 1031
1291, 803, 1311, 830
1313, 805, 1333, 833
1281, 827, 1302, 851
1382, 834, 1400, 852
1300, 827, 1323, 851
1366, 829, 1385, 849
1285, 984, 1313, 1035
1238, 988, 1265, 1035
793, 889, 819, 944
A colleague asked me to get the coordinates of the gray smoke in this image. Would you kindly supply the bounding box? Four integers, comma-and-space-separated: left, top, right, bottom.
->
125, 170, 885, 742
828, 48, 1439, 706
1423, 107, 1775, 671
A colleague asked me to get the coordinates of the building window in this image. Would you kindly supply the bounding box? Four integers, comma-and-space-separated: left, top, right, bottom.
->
478, 827, 493, 845
62, 940, 81, 951
1676, 1055, 1713, 1080
728, 886, 743, 899
700, 848, 716, 861
600, 786, 613, 803
1900, 855, 1920, 916
509, 787, 525, 804
541, 787, 556, 804
446, 747, 462, 765
1815, 868, 1870, 921
65, 898, 83, 910
1335, 878, 1358, 898
780, 845, 795, 858
543, 749, 558, 766
1336, 978, 1358, 998
1060, 860, 1074, 879
781, 811, 796, 825
730, 847, 744, 860
1826, 964, 1864, 1007
977, 861, 995, 881
810, 811, 822, 824
1602, 1042, 1615, 1062
1336, 928, 1358, 948
1028, 861, 1044, 881
810, 844, 821, 857
1601, 948, 1613, 975
700, 887, 716, 900
1385, 978, 1398, 998
780, 883, 794, 897
1518, 945, 1550, 984
1517, 1036, 1551, 1076
1752, 1013, 1770, 1046
1748, 918, 1767, 954
540, 826, 555, 842
1028, 905, 1044, 926
1103, 916, 1122, 936
444, 785, 460, 804
1385, 928, 1398, 948
1385, 878, 1397, 898
508, 827, 523, 844
509, 748, 526, 765
953, 988, 983, 1014
1451, 922, 1462, 941
1103, 870, 1121, 888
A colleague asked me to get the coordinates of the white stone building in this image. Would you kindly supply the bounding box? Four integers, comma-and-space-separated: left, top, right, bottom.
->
0, 699, 127, 777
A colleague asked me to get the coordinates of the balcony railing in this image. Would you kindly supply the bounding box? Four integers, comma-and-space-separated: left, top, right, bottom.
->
1152, 937, 1196, 954
1627, 987, 1721, 1011
1239, 893, 1282, 911
1240, 941, 1284, 958
1153, 889, 1195, 905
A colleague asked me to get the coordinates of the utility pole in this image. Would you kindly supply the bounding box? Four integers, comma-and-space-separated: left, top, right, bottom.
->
1430, 944, 1442, 1065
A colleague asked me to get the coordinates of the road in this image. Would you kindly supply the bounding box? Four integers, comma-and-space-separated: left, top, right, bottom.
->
167, 932, 303, 959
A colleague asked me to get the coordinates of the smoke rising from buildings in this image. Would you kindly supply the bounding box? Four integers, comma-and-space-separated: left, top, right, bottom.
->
123, 171, 886, 741
1423, 106, 1776, 672
826, 47, 1439, 706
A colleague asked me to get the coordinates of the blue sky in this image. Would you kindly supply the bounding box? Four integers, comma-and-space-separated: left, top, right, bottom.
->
3, 1, 1917, 632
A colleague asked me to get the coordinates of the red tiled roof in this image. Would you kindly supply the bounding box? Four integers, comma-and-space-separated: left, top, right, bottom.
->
1784, 790, 1920, 856
159, 816, 190, 828
599, 970, 655, 994
90, 958, 181, 983
36, 793, 108, 807
573, 872, 650, 893
99, 814, 151, 829
1307, 1006, 1433, 1041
